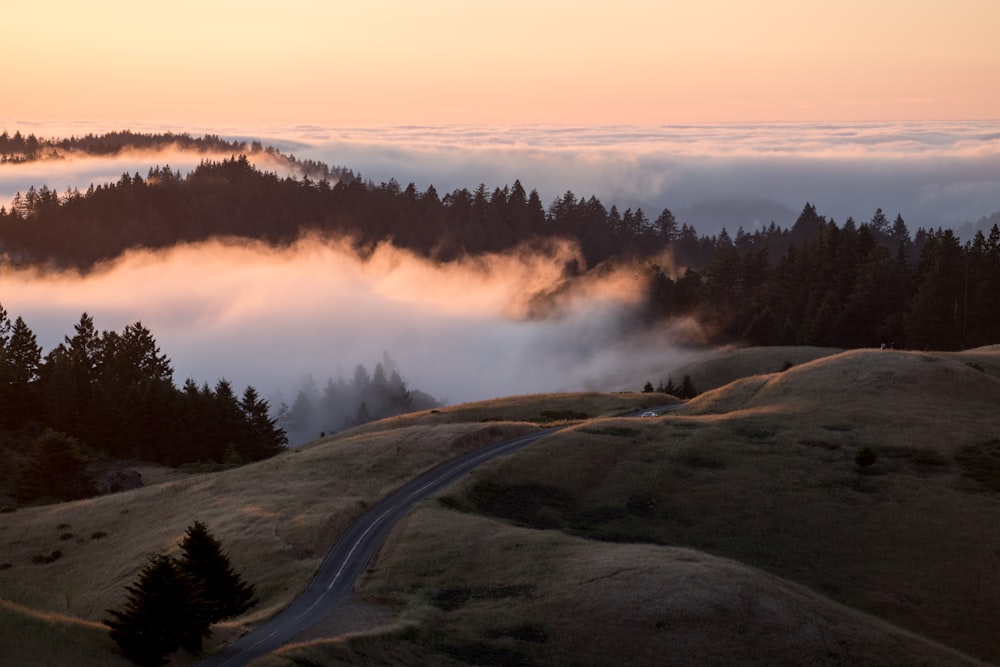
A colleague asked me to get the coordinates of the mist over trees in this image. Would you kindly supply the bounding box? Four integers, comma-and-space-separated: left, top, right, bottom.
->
279, 354, 441, 446
2, 131, 1000, 354
0, 129, 353, 183
0, 301, 446, 503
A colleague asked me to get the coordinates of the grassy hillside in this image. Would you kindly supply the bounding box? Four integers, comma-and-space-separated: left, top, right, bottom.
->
3, 350, 999, 665
283, 509, 980, 666
0, 392, 664, 665
264, 347, 1000, 666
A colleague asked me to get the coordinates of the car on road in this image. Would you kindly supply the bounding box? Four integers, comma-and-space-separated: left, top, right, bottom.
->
640, 411, 659, 418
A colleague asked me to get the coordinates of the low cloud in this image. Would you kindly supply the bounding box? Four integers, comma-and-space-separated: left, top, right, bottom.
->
295, 121, 1000, 234
3, 120, 996, 416
2, 236, 691, 409
4, 121, 998, 235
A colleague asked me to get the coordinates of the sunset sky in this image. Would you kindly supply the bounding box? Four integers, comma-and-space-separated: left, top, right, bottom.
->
5, 0, 998, 127
2, 1, 999, 409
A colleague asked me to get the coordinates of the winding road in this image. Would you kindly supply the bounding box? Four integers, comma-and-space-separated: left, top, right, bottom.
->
200, 406, 676, 665
199, 427, 560, 665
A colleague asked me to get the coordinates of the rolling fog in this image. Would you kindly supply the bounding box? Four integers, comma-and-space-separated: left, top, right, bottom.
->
293, 121, 1000, 235
4, 121, 1000, 237
2, 120, 998, 416
1, 236, 698, 413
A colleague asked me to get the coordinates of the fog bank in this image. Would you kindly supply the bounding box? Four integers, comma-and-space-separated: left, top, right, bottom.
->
2, 237, 694, 409
296, 121, 1000, 235
4, 121, 998, 237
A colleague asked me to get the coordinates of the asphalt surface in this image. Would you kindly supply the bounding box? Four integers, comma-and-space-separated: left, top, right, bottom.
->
200, 404, 679, 665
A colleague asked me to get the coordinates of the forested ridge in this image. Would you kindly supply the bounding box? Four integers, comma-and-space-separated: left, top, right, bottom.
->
0, 128, 353, 181
0, 307, 287, 504
3, 132, 999, 351
0, 303, 438, 504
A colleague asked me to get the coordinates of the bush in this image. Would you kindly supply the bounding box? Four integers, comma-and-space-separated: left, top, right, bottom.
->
855, 446, 878, 468
30, 550, 62, 565
12, 430, 96, 504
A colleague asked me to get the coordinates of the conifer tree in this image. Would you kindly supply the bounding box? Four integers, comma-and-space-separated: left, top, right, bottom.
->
679, 374, 698, 399
176, 521, 257, 626
105, 554, 203, 666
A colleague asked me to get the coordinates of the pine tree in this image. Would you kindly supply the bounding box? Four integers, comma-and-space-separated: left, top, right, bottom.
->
239, 385, 287, 460
176, 521, 257, 626
105, 554, 203, 666
679, 375, 698, 399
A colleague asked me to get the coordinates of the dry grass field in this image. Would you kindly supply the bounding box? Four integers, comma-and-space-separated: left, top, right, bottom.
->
2, 348, 999, 665
0, 392, 664, 665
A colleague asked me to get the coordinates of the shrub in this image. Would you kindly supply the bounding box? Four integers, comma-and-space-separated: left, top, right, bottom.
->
12, 430, 96, 504
855, 446, 878, 469
30, 550, 62, 565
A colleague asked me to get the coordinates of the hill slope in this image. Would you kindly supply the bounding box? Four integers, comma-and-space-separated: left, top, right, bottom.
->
314, 347, 1000, 665
0, 393, 662, 664
2, 352, 999, 665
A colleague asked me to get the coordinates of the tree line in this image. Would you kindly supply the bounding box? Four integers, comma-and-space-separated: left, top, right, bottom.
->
1, 306, 287, 503
645, 203, 1000, 350
0, 128, 354, 180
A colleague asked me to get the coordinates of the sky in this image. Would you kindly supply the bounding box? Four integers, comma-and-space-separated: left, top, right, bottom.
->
2, 1, 999, 416
3, 1, 999, 127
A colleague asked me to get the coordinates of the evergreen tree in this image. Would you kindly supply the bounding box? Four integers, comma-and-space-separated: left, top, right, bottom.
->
105, 554, 203, 666
0, 312, 43, 427
906, 229, 965, 349
176, 521, 257, 627
655, 208, 679, 242
239, 385, 287, 460
678, 375, 698, 399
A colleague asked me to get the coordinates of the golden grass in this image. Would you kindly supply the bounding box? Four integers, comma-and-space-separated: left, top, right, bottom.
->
4, 354, 1000, 665
329, 391, 678, 439
269, 508, 981, 666
663, 344, 842, 392
0, 599, 132, 667
0, 421, 539, 624
328, 347, 1000, 663
680, 348, 1000, 454
0, 392, 656, 662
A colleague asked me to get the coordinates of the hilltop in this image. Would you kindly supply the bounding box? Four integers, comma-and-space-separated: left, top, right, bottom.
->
1, 347, 999, 665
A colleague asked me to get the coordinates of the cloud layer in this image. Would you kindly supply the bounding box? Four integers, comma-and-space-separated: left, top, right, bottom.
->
2, 236, 692, 410
291, 122, 1000, 234
2, 120, 998, 415
4, 121, 998, 236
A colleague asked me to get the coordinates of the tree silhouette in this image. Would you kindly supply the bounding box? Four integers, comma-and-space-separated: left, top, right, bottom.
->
176, 521, 257, 634
105, 554, 203, 666
106, 522, 257, 663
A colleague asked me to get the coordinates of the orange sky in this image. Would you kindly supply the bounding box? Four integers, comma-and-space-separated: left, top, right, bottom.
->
4, 1, 999, 127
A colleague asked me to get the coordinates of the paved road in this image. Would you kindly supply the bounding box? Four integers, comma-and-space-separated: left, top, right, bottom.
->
199, 426, 562, 666
200, 405, 679, 665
